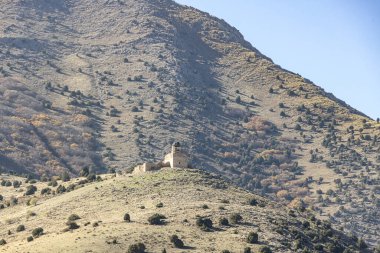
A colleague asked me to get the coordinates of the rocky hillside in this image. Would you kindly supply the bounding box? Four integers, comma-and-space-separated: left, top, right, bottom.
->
0, 0, 379, 245
0, 168, 369, 252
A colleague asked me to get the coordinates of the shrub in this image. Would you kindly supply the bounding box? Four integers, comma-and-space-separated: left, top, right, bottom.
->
156, 202, 163, 208
80, 167, 90, 177
86, 174, 96, 181
41, 187, 51, 195
244, 247, 252, 253
13, 180, 21, 188
249, 198, 258, 206
222, 251, 231, 253
68, 214, 81, 221
32, 227, 43, 237
170, 235, 184, 248
229, 213, 242, 224
61, 172, 70, 182
25, 185, 37, 195
66, 221, 80, 230
247, 232, 258, 244
16, 224, 25, 232
148, 214, 166, 225
219, 217, 229, 226
26, 236, 33, 242
124, 213, 131, 222
0, 239, 6, 245
196, 217, 213, 231
259, 246, 272, 253
127, 243, 146, 253
56, 185, 66, 194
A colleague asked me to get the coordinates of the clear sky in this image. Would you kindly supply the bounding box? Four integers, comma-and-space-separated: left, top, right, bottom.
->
175, 0, 380, 119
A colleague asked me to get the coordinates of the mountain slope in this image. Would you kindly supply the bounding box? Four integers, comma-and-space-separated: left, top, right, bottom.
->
0, 0, 379, 244
0, 169, 365, 253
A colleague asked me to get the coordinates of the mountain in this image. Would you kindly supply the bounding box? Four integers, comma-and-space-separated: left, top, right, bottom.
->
0, 0, 379, 246
0, 168, 367, 252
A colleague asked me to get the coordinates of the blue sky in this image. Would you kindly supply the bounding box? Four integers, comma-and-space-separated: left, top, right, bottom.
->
175, 0, 380, 119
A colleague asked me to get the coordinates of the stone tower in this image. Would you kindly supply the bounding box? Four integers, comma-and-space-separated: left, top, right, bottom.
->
172, 142, 181, 154
163, 142, 189, 168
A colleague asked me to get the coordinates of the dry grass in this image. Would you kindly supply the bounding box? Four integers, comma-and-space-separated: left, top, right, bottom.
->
0, 169, 361, 253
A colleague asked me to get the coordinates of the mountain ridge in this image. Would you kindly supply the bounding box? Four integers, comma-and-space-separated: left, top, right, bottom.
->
0, 0, 379, 246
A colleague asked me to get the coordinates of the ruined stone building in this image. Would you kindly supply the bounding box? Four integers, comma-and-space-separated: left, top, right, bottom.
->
133, 142, 189, 174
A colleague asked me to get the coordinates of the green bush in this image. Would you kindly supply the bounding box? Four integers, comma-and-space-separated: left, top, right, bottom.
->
25, 185, 37, 195
41, 187, 51, 195
244, 247, 252, 253
66, 221, 80, 230
248, 198, 258, 206
0, 239, 6, 245
16, 224, 25, 232
127, 243, 146, 253
68, 214, 81, 221
259, 246, 272, 253
87, 174, 96, 182
229, 213, 242, 224
50, 180, 58, 187
196, 217, 213, 231
27, 236, 33, 242
219, 217, 229, 226
13, 180, 21, 188
170, 235, 184, 248
61, 172, 70, 182
148, 214, 166, 225
56, 185, 66, 194
124, 213, 131, 222
201, 204, 209, 209
247, 232, 258, 244
80, 167, 90, 177
32, 227, 44, 237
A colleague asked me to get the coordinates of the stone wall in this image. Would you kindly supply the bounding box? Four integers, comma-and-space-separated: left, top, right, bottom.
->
172, 153, 189, 168
133, 162, 158, 174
